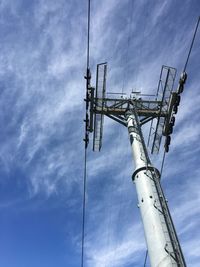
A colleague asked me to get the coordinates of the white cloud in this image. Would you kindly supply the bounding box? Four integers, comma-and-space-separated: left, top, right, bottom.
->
0, 1, 199, 266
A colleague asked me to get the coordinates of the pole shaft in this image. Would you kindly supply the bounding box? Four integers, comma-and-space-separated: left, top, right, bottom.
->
126, 111, 184, 267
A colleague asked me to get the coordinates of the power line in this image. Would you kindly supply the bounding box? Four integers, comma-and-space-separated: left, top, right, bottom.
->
81, 148, 88, 267
81, 1, 91, 267
86, 0, 91, 69
183, 16, 200, 72
159, 16, 200, 178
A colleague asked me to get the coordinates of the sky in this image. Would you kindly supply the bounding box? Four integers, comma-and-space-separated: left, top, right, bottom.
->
0, 0, 199, 267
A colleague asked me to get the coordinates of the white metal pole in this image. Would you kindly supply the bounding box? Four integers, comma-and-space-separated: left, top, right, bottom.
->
126, 111, 178, 267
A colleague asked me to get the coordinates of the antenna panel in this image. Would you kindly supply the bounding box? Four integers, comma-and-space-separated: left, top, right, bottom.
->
93, 63, 107, 151
149, 66, 176, 154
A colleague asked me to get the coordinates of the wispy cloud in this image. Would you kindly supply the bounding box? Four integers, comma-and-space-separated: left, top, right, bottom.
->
86, 224, 145, 267
0, 0, 199, 266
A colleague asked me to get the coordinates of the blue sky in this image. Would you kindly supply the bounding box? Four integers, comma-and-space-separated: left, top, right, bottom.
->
0, 0, 199, 267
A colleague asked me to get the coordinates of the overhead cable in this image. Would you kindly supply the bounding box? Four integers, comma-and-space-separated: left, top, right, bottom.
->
86, 0, 91, 70
160, 16, 200, 178
81, 1, 91, 267
81, 148, 87, 267
183, 16, 200, 72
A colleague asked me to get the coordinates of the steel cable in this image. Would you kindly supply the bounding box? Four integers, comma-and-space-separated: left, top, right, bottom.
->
81, 1, 91, 267
81, 148, 88, 267
86, 0, 91, 70
159, 16, 200, 178
183, 16, 200, 72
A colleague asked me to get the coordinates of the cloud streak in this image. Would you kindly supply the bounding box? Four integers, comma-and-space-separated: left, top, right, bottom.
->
0, 0, 199, 267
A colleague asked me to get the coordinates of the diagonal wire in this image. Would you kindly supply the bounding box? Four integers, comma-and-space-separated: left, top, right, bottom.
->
183, 16, 200, 72
159, 16, 200, 179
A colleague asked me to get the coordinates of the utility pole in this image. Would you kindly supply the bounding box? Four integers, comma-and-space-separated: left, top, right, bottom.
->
82, 9, 200, 265
126, 109, 185, 266
84, 63, 187, 266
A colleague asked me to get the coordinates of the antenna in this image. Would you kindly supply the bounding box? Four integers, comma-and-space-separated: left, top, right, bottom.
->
93, 63, 107, 151
148, 65, 177, 154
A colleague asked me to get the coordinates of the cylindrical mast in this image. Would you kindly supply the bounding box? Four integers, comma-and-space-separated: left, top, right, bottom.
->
126, 110, 186, 267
